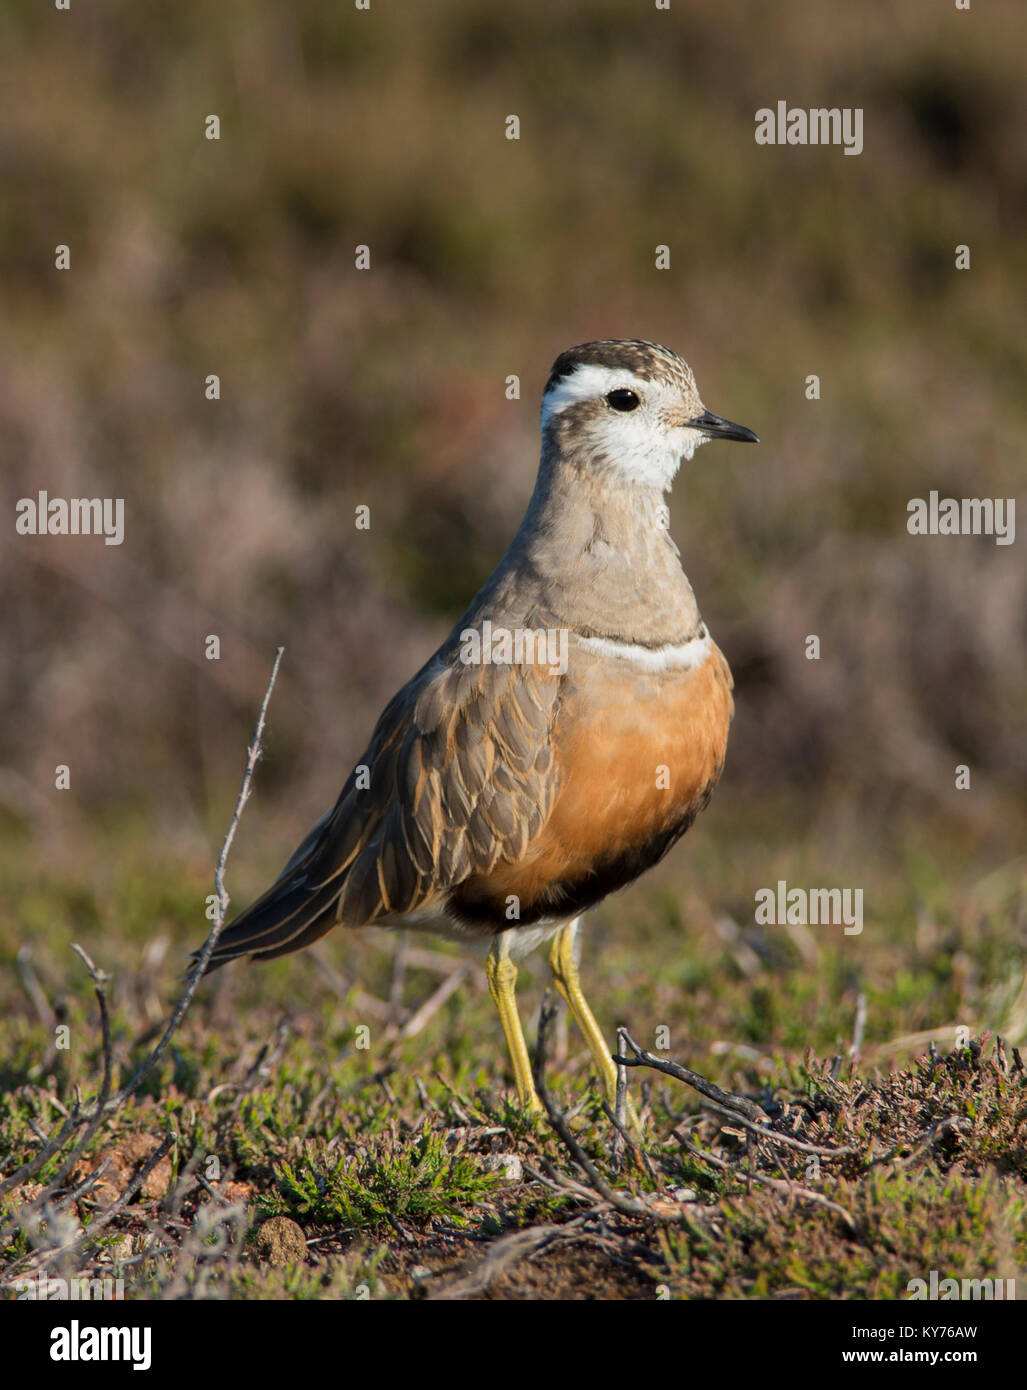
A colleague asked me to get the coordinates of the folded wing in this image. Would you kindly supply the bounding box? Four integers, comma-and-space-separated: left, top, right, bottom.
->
197, 651, 563, 970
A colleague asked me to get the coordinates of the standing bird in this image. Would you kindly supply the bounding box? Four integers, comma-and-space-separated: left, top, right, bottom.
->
197, 340, 758, 1112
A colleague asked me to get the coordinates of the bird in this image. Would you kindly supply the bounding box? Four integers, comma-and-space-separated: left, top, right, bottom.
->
196, 339, 758, 1113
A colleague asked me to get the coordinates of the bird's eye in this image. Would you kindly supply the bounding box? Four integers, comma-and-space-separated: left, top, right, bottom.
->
606, 389, 640, 412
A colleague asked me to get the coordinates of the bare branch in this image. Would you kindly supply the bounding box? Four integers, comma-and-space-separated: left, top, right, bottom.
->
429, 1218, 585, 1300
678, 1137, 858, 1232
0, 946, 114, 1201
534, 995, 653, 1219
109, 645, 285, 1110
0, 650, 284, 1266
700, 1101, 857, 1159
394, 962, 472, 1041
613, 1029, 769, 1125
850, 992, 867, 1057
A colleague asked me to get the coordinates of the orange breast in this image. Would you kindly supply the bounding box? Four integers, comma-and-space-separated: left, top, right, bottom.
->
451, 643, 734, 925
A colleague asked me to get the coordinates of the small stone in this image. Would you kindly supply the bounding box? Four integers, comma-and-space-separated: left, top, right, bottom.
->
253, 1216, 307, 1267
482, 1152, 523, 1184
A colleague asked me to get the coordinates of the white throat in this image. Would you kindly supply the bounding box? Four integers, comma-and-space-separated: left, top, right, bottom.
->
541, 362, 707, 492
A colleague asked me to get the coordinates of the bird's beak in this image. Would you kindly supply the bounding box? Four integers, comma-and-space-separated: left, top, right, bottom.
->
691, 408, 760, 444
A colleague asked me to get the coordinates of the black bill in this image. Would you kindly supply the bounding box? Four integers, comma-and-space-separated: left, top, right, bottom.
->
692, 408, 760, 444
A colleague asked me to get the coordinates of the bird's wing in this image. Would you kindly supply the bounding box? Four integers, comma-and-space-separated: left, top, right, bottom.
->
200, 650, 564, 968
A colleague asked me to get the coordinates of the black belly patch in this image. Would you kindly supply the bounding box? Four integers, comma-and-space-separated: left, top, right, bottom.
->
448, 776, 720, 930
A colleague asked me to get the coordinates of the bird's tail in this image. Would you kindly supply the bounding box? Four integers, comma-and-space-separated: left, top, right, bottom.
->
193, 812, 342, 974
193, 877, 341, 976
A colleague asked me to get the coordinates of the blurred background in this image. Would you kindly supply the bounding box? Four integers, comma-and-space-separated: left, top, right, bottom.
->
0, 0, 1024, 1047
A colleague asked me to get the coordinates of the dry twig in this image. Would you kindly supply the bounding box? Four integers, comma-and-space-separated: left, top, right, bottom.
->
613, 1030, 769, 1125
0, 649, 284, 1277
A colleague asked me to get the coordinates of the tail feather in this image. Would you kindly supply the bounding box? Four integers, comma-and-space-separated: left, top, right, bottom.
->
194, 872, 341, 973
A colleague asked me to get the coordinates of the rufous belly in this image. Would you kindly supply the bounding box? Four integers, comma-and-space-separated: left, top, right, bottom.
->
451, 643, 734, 926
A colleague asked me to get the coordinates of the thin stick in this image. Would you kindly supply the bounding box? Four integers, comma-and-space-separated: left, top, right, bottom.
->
534, 996, 651, 1218
700, 1101, 856, 1159
15, 1133, 177, 1278
850, 992, 867, 1057
396, 962, 471, 1040
613, 1029, 769, 1125
0, 947, 113, 1201
49, 945, 115, 1188
611, 1026, 628, 1165
429, 1219, 583, 1300
679, 1137, 857, 1232
16, 947, 55, 1033
0, 649, 284, 1216
601, 1100, 660, 1185
389, 931, 409, 1023
894, 1114, 972, 1168
109, 646, 284, 1110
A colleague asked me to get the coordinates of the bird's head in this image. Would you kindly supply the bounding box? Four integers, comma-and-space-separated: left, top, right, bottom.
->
540, 339, 758, 492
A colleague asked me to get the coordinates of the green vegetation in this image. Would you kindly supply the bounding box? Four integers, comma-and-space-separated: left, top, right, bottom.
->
1, 0, 1024, 1299
1, 821, 1024, 1299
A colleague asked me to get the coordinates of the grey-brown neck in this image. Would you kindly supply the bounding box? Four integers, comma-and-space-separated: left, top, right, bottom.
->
451, 433, 701, 650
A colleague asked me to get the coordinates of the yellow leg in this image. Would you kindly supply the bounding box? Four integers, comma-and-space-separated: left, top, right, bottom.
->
486, 931, 541, 1113
549, 919, 639, 1126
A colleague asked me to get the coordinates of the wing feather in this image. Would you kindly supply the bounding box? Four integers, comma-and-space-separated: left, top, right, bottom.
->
199, 650, 563, 971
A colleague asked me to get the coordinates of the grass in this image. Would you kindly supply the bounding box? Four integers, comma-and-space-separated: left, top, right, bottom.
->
1, 809, 1024, 1301
0, 0, 1025, 1304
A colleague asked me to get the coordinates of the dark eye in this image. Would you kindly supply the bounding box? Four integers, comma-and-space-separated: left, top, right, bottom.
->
606, 389, 640, 412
